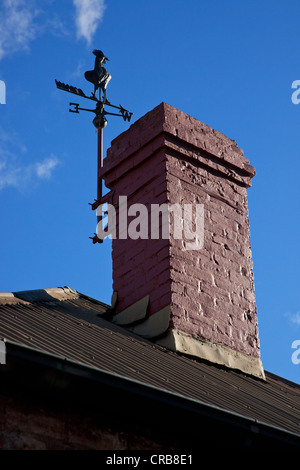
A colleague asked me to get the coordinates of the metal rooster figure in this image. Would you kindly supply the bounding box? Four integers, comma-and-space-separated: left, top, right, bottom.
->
84, 49, 111, 102
55, 49, 133, 244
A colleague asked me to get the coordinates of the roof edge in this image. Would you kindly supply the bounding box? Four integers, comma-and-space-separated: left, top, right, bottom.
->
2, 339, 300, 449
0, 286, 80, 305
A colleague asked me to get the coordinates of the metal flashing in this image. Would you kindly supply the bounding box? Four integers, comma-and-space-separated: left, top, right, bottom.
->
0, 339, 6, 364
112, 295, 149, 325
128, 305, 170, 338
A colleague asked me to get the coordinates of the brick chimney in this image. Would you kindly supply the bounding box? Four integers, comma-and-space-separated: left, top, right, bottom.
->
99, 102, 265, 380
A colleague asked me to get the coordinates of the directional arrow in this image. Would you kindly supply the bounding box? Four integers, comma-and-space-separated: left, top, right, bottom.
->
55, 80, 97, 101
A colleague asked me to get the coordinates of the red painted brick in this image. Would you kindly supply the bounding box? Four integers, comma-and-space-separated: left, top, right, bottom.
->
102, 103, 261, 361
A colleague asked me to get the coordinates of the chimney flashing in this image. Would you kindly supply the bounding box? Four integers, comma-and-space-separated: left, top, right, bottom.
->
157, 329, 265, 380
112, 295, 149, 326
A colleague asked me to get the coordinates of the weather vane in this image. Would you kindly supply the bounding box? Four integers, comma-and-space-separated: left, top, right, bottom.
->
55, 49, 133, 244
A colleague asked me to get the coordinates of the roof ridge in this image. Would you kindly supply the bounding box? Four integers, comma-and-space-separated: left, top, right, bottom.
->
0, 286, 80, 305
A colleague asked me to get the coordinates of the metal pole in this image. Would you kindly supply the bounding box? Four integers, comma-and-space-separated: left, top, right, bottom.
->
97, 126, 103, 201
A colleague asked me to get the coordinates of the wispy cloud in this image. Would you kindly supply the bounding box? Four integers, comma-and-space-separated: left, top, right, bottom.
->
290, 312, 300, 326
0, 0, 106, 60
73, 0, 106, 44
0, 0, 39, 60
36, 157, 60, 179
69, 60, 86, 81
0, 154, 60, 191
285, 310, 300, 330
46, 14, 71, 39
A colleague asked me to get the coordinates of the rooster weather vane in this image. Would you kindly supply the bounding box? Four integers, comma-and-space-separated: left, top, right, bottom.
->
55, 49, 133, 244
55, 49, 132, 126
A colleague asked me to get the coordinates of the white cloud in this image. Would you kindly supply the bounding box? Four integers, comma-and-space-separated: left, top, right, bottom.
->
73, 0, 106, 44
0, 160, 21, 190
36, 156, 59, 179
0, 0, 106, 60
291, 312, 300, 326
0, 154, 60, 191
0, 0, 39, 60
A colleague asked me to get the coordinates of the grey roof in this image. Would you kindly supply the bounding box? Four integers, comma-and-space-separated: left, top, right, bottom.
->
0, 286, 300, 443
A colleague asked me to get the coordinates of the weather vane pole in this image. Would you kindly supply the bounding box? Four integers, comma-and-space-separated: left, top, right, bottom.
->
55, 50, 133, 244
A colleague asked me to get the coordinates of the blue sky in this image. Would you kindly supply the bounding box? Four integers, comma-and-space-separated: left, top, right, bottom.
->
0, 0, 299, 384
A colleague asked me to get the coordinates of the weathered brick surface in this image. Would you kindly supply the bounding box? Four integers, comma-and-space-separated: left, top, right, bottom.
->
105, 146, 172, 315
0, 394, 170, 450
102, 102, 260, 359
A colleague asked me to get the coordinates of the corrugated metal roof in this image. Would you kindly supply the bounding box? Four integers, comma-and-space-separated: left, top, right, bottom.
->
0, 286, 299, 437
